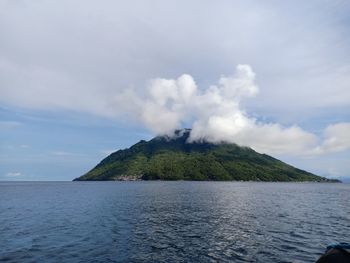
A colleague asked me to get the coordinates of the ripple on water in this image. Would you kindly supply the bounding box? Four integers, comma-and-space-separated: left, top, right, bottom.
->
0, 181, 349, 262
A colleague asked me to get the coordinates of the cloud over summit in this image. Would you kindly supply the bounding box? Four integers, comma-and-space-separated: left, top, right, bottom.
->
118, 65, 350, 155
122, 65, 257, 135
119, 65, 308, 154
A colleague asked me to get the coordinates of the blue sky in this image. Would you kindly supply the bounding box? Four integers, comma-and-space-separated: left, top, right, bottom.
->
0, 106, 152, 180
1, 0, 349, 181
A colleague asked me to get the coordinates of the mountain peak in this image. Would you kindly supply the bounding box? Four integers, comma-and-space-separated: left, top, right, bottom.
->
155, 128, 192, 142
74, 132, 337, 182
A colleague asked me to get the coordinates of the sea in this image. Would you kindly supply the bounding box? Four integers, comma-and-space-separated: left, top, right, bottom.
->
0, 181, 349, 263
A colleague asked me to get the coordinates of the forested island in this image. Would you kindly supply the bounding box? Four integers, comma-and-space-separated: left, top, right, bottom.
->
74, 129, 338, 182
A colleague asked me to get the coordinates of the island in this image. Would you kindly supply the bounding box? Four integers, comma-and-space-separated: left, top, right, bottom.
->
74, 129, 338, 182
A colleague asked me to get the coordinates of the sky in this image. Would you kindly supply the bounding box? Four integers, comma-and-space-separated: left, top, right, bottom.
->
1, 0, 350, 181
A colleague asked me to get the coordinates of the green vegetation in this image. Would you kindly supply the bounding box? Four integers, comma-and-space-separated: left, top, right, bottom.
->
74, 130, 337, 182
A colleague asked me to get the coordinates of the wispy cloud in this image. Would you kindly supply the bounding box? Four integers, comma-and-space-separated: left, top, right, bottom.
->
5, 172, 23, 177
49, 151, 83, 157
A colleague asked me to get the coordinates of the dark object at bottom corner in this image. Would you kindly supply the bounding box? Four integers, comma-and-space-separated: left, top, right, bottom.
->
316, 243, 350, 263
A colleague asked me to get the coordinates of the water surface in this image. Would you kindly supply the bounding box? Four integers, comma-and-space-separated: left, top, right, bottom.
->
0, 181, 349, 262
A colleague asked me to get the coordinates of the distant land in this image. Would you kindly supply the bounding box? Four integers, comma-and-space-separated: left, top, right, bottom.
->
74, 129, 340, 182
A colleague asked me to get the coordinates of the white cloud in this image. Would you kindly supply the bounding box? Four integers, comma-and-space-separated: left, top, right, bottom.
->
49, 151, 83, 157
116, 65, 350, 155
312, 123, 350, 154
5, 172, 23, 177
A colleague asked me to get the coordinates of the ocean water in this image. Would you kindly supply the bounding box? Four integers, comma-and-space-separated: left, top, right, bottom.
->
0, 181, 349, 263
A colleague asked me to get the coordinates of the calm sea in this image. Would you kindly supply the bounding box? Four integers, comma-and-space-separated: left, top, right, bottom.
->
0, 181, 349, 262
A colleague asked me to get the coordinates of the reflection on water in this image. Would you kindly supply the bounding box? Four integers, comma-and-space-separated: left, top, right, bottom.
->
0, 181, 349, 262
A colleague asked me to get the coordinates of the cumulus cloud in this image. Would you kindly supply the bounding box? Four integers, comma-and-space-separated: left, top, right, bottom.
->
313, 123, 350, 154
115, 65, 350, 155
143, 66, 255, 132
